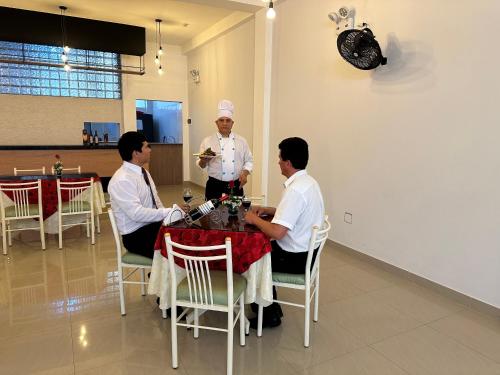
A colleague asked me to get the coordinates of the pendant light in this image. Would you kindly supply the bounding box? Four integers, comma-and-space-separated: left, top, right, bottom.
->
59, 5, 71, 71
267, 1, 276, 20
155, 19, 164, 75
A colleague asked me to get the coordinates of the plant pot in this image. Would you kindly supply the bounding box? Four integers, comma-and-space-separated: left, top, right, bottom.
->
227, 205, 239, 216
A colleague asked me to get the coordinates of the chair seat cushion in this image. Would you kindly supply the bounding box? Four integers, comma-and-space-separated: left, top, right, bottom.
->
121, 252, 153, 267
4, 204, 40, 218
273, 272, 305, 285
61, 201, 91, 213
177, 270, 247, 305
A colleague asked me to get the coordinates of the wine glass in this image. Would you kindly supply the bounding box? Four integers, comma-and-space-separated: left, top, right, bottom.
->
183, 187, 193, 203
242, 196, 251, 212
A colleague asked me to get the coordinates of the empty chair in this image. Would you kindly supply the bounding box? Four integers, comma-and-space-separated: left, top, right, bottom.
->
0, 180, 45, 255
257, 216, 331, 347
51, 166, 81, 174
108, 209, 160, 316
165, 233, 246, 375
57, 178, 95, 249
13, 167, 46, 176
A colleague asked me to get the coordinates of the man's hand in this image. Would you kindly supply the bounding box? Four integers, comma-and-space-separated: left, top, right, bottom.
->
180, 203, 190, 213
244, 210, 259, 225
251, 205, 268, 216
198, 156, 211, 168
238, 170, 250, 187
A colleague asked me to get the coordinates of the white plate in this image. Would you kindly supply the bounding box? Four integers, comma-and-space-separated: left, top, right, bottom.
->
193, 153, 221, 158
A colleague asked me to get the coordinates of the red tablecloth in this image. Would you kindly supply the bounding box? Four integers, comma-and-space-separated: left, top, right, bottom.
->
0, 177, 99, 220
154, 226, 272, 274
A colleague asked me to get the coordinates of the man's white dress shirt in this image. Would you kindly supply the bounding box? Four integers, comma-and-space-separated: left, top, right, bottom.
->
272, 170, 325, 253
197, 132, 253, 182
108, 161, 174, 235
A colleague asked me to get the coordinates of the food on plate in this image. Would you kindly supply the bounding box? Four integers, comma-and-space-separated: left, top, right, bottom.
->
201, 147, 217, 157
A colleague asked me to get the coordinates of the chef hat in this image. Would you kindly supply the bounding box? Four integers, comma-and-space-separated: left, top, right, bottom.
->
217, 99, 234, 120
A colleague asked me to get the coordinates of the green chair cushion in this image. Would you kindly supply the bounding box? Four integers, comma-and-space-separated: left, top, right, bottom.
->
177, 270, 247, 305
273, 272, 305, 285
4, 204, 40, 218
61, 201, 91, 213
122, 252, 153, 267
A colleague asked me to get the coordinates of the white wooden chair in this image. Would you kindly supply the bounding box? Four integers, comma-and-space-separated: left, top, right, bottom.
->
257, 216, 331, 347
108, 209, 162, 316
51, 166, 81, 174
0, 180, 46, 255
56, 178, 95, 249
13, 167, 46, 176
165, 233, 246, 375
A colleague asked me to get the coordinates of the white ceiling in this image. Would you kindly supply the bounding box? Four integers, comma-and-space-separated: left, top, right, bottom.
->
0, 0, 263, 45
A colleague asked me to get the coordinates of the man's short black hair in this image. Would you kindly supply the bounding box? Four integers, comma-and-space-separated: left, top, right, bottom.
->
118, 131, 147, 161
279, 137, 309, 170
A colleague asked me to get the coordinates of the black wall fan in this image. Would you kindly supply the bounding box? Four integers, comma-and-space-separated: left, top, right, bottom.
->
329, 7, 387, 70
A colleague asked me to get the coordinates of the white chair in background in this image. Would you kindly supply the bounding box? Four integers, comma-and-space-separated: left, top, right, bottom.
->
0, 180, 45, 255
257, 216, 331, 347
108, 209, 164, 316
51, 166, 81, 174
56, 178, 95, 249
13, 167, 46, 176
165, 233, 246, 375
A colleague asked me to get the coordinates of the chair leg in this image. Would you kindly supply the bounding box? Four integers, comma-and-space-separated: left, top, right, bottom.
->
257, 304, 263, 338
239, 293, 245, 346
2, 221, 7, 255
90, 212, 95, 245
314, 273, 320, 322
194, 308, 199, 338
227, 306, 234, 375
39, 217, 46, 250
58, 214, 63, 249
86, 214, 90, 238
140, 268, 146, 296
171, 302, 178, 369
7, 223, 12, 246
162, 308, 167, 319
95, 214, 101, 234
304, 289, 311, 348
118, 266, 126, 316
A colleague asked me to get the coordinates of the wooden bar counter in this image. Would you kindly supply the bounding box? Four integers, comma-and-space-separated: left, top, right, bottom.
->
0, 144, 183, 185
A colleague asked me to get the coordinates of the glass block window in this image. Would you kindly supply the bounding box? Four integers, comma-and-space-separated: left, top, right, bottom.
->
0, 41, 121, 99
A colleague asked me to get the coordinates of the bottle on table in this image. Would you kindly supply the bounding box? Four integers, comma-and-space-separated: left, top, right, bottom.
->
185, 195, 229, 225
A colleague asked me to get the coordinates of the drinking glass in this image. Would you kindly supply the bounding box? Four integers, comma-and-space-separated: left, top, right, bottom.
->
242, 196, 251, 212
183, 187, 193, 203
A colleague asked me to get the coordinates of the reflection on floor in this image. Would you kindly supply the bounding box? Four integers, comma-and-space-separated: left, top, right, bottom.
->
1, 184, 500, 374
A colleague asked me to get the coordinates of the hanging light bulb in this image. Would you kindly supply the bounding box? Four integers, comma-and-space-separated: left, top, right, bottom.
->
267, 1, 276, 19
154, 55, 160, 65
64, 45, 70, 53
61, 52, 68, 62
158, 65, 164, 75
64, 62, 71, 72
158, 46, 164, 56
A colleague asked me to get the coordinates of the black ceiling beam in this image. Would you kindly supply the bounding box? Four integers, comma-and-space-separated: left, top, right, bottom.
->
0, 6, 145, 56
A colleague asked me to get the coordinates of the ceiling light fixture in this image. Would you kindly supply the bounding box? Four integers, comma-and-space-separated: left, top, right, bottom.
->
155, 19, 164, 75
59, 5, 71, 70
267, 1, 276, 20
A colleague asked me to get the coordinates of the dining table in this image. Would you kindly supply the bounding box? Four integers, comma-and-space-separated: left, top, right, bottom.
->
148, 205, 274, 310
0, 173, 106, 234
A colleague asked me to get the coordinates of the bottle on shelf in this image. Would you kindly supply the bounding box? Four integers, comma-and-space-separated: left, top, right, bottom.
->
184, 195, 229, 225
94, 131, 99, 146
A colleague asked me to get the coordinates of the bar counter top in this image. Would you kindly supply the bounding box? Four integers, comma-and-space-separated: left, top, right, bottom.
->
0, 144, 118, 150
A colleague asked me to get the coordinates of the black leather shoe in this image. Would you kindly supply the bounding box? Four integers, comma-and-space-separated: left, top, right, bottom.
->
166, 306, 185, 319
249, 315, 282, 329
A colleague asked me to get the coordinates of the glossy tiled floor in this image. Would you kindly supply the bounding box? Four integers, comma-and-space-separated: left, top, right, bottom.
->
1, 184, 500, 374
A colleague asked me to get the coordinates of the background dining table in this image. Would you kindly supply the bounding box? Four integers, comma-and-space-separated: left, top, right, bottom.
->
0, 173, 105, 233
148, 205, 274, 310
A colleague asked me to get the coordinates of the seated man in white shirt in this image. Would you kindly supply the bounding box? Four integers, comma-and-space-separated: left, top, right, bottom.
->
244, 137, 325, 328
108, 131, 187, 259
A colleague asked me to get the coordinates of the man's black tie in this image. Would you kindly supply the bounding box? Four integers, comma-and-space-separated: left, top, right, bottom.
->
142, 167, 157, 208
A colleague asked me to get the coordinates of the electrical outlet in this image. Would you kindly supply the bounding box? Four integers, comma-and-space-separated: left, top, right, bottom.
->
344, 212, 352, 224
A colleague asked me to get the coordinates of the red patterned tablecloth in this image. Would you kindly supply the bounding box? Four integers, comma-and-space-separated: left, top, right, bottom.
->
0, 176, 100, 220
154, 226, 272, 274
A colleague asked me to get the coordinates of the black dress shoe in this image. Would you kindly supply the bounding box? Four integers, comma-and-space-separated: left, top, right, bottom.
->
249, 315, 281, 329
251, 302, 283, 317
166, 306, 185, 319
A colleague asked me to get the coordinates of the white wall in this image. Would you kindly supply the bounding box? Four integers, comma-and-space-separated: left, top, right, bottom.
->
122, 38, 189, 178
0, 94, 122, 145
269, 0, 500, 307
186, 18, 255, 189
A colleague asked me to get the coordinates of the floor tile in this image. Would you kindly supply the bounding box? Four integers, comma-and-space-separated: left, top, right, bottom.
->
372, 325, 500, 375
